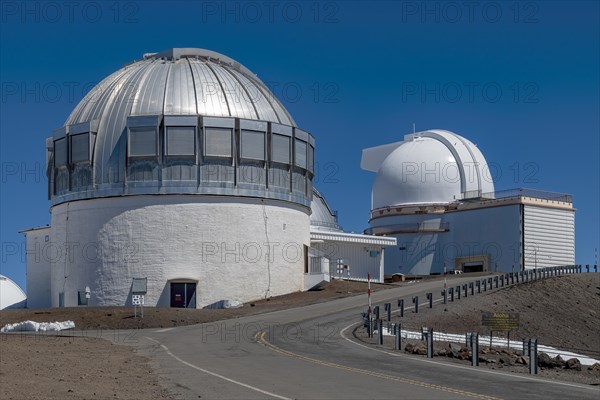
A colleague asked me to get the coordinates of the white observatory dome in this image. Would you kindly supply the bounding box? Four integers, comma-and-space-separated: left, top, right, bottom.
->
0, 275, 26, 309
369, 130, 494, 209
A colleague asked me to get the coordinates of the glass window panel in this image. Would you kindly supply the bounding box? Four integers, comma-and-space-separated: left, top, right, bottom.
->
272, 134, 290, 164
241, 130, 265, 160
70, 133, 89, 163
308, 145, 315, 172
167, 126, 195, 156
129, 127, 157, 157
204, 127, 232, 157
295, 139, 307, 169
54, 138, 67, 166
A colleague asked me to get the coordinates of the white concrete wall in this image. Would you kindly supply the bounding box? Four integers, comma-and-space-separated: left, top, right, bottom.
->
24, 227, 52, 308
49, 195, 309, 307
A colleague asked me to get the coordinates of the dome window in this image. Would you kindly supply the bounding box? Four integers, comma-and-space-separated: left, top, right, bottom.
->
272, 134, 290, 164
166, 126, 196, 156
241, 130, 266, 161
294, 139, 307, 169
128, 127, 158, 157
54, 138, 68, 167
70, 133, 90, 163
204, 127, 233, 158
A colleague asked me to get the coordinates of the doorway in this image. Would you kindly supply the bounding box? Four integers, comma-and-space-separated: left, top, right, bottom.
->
170, 282, 197, 308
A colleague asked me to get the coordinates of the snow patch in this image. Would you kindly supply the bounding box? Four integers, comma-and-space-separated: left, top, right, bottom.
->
381, 327, 600, 366
1, 320, 75, 333
204, 300, 243, 309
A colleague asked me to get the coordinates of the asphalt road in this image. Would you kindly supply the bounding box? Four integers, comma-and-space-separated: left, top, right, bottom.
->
121, 276, 599, 399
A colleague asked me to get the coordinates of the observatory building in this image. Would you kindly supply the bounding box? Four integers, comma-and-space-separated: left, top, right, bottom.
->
362, 130, 575, 276
22, 48, 394, 308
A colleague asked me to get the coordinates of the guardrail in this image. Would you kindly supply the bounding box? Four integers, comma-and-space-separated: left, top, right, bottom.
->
362, 264, 597, 375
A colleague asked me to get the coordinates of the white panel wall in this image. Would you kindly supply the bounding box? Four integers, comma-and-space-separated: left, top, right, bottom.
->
25, 228, 52, 308
372, 205, 523, 275
312, 242, 385, 282
523, 205, 575, 269
49, 196, 309, 307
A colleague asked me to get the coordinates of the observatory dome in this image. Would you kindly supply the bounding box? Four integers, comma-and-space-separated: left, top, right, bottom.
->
0, 275, 26, 310
371, 130, 494, 209
49, 48, 314, 208
310, 189, 342, 232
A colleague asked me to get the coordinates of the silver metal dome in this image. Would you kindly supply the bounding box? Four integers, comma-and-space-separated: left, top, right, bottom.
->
48, 49, 315, 208
310, 189, 342, 232
66, 48, 295, 127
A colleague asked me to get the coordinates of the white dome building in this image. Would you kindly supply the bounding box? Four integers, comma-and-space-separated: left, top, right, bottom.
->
362, 130, 575, 276
0, 275, 26, 310
370, 130, 494, 208
25, 48, 316, 308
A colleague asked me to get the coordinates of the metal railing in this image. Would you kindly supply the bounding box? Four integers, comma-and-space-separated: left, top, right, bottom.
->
365, 222, 450, 235
463, 188, 573, 203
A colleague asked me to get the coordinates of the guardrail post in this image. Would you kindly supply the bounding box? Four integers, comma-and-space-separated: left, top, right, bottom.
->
384, 302, 391, 321
463, 284, 468, 298
471, 333, 479, 367
494, 276, 499, 289
586, 265, 589, 273
482, 279, 487, 292
442, 289, 447, 304
511, 273, 515, 285
426, 292, 433, 308
522, 339, 529, 356
500, 275, 504, 287
374, 305, 380, 321
517, 272, 521, 283
377, 319, 383, 345
529, 338, 538, 375
398, 299, 404, 318
395, 323, 401, 351
413, 296, 419, 313
456, 286, 461, 299
427, 328, 434, 358
488, 278, 492, 290
477, 280, 481, 293
595, 265, 598, 273
449, 287, 454, 301
469, 282, 474, 296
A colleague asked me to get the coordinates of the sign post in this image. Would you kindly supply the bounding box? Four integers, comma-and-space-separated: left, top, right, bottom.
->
132, 277, 147, 319
482, 312, 519, 351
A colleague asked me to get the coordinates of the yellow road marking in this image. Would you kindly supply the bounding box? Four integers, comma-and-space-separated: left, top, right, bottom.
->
256, 331, 501, 400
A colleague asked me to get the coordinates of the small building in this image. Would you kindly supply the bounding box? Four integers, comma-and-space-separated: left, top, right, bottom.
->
308, 190, 396, 285
362, 130, 575, 276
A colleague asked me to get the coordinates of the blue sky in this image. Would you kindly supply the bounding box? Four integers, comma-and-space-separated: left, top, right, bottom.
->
1, 1, 598, 289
